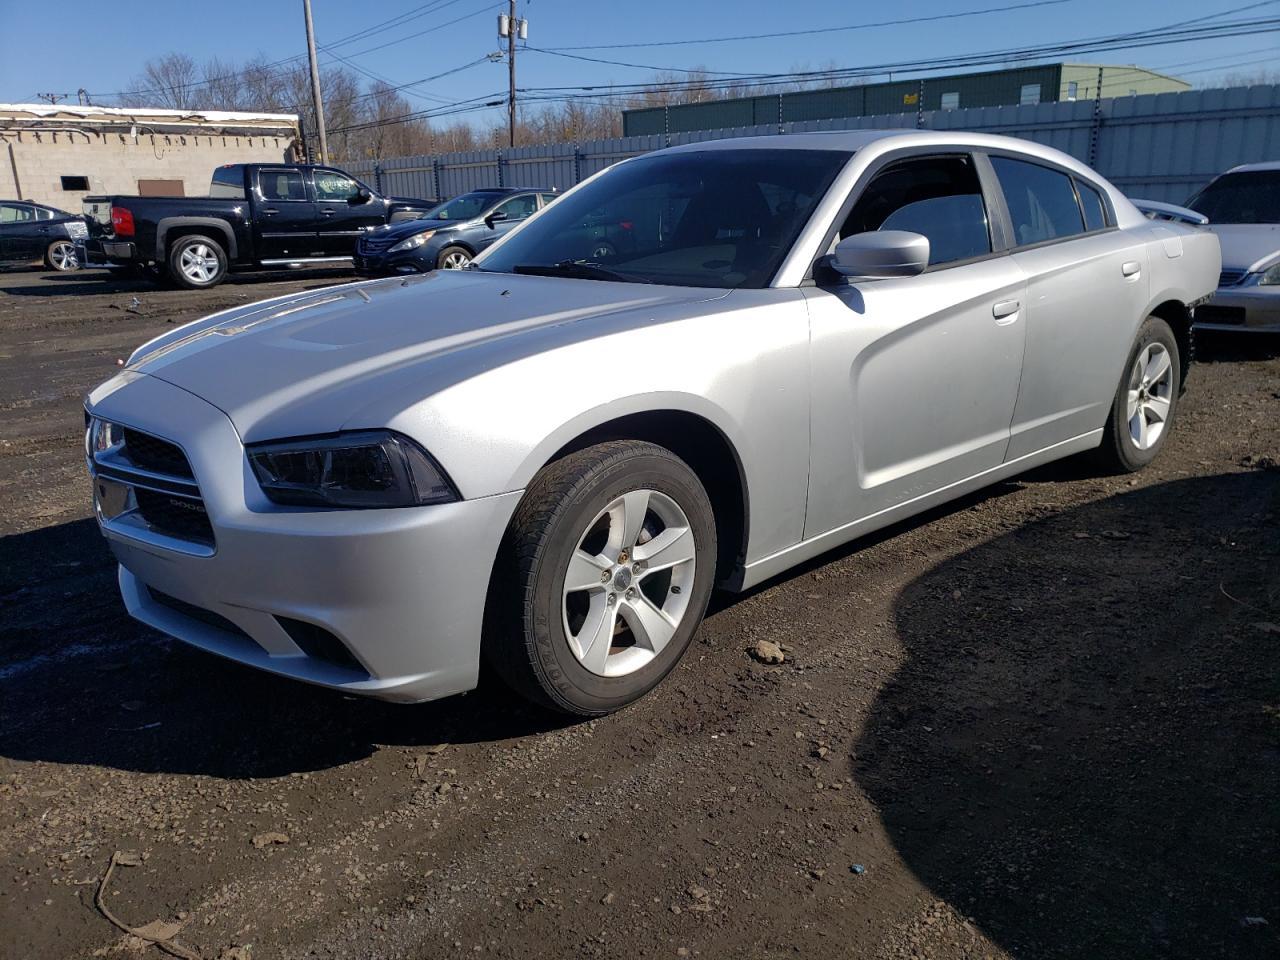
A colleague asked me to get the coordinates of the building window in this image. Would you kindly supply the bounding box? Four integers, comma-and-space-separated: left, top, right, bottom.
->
940, 91, 960, 110
1019, 83, 1041, 105
1066, 81, 1078, 100
60, 175, 90, 191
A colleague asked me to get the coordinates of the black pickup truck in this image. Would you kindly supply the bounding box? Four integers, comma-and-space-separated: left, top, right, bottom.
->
83, 164, 438, 288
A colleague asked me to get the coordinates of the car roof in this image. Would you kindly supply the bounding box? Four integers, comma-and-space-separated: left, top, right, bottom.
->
1222, 161, 1280, 174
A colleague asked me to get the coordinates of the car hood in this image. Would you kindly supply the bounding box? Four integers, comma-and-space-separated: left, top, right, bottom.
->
367, 217, 460, 241
1204, 223, 1280, 273
124, 270, 725, 442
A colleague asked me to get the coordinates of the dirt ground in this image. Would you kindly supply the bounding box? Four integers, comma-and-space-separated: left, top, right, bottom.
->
0, 264, 1276, 960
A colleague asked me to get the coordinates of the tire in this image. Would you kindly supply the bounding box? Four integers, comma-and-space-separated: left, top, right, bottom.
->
484, 440, 718, 716
167, 235, 227, 289
437, 245, 472, 270
44, 239, 79, 272
1095, 315, 1181, 473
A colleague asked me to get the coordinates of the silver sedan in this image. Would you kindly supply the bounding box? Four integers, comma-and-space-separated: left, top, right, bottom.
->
84, 130, 1220, 715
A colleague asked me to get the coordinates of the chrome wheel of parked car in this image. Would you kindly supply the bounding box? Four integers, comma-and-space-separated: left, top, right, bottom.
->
438, 247, 472, 270
168, 235, 227, 289
1126, 342, 1174, 451
562, 489, 698, 678
45, 240, 79, 272
485, 440, 716, 715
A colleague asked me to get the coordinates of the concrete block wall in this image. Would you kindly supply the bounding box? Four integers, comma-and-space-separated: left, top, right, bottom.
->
0, 130, 294, 210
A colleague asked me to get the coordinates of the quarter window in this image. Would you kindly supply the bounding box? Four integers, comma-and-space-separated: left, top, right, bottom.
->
1077, 180, 1108, 231
990, 156, 1085, 246
841, 155, 992, 267
260, 170, 308, 201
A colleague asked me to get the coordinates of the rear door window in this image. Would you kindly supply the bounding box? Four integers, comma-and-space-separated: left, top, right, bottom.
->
259, 170, 308, 202
0, 203, 34, 223
990, 156, 1085, 246
841, 155, 992, 267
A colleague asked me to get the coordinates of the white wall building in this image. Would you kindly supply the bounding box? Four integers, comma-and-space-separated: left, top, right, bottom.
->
0, 104, 299, 210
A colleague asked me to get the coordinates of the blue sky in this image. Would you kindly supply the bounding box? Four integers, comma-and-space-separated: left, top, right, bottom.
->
1, 0, 1276, 130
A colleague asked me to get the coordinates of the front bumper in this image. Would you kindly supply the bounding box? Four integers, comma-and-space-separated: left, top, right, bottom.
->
353, 247, 434, 276
86, 372, 522, 703
1195, 285, 1280, 332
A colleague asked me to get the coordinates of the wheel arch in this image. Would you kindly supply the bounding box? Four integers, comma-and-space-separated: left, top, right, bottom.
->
1147, 298, 1194, 390
156, 217, 237, 262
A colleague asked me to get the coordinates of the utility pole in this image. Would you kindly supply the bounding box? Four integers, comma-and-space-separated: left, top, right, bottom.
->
36, 93, 67, 105
499, 3, 527, 148
303, 0, 328, 164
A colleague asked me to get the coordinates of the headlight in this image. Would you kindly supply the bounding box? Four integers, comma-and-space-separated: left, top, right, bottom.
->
87, 417, 123, 458
389, 230, 435, 253
1255, 263, 1280, 286
247, 430, 456, 508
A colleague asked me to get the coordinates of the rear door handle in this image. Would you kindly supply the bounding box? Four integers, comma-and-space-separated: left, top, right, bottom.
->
261, 207, 280, 216
319, 208, 335, 216
1122, 260, 1141, 278
993, 299, 1021, 324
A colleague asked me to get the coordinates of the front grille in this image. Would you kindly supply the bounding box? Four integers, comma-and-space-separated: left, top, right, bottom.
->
123, 428, 193, 478
1195, 304, 1247, 326
1218, 269, 1247, 288
359, 234, 403, 254
134, 487, 215, 544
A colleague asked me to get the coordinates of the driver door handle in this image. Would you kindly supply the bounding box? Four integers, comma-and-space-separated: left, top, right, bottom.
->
261, 207, 280, 216
993, 299, 1021, 324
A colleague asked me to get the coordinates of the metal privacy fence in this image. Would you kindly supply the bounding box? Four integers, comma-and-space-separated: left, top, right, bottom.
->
346, 84, 1280, 205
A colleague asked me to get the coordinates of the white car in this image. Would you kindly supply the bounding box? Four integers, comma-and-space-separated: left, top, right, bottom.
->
84, 130, 1220, 715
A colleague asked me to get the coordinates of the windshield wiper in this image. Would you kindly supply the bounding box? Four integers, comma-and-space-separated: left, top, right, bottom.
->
511, 260, 651, 284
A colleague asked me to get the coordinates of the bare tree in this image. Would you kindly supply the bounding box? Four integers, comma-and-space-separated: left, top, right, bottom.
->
123, 53, 201, 110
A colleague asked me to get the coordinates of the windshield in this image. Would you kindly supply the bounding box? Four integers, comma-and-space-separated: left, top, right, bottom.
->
476, 149, 850, 288
1187, 170, 1280, 224
428, 192, 501, 221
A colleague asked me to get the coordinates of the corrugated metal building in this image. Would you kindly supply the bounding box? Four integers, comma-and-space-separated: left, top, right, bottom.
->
623, 63, 1189, 136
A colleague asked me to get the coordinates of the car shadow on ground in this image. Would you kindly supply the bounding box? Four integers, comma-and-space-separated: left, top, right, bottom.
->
0, 268, 355, 297
854, 470, 1279, 958
0, 519, 572, 780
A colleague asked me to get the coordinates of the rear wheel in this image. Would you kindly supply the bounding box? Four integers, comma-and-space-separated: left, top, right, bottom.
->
1095, 315, 1180, 472
167, 235, 227, 289
484, 441, 717, 715
44, 240, 79, 272
437, 245, 472, 270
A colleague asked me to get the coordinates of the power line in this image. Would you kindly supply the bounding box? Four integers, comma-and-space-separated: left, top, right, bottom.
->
543, 0, 1073, 51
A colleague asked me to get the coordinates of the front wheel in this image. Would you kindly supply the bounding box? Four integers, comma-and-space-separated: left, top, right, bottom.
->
1095, 315, 1180, 472
484, 441, 717, 715
436, 245, 472, 270
167, 235, 227, 289
44, 240, 79, 272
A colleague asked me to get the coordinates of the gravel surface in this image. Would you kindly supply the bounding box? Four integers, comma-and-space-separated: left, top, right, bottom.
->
1, 265, 1277, 960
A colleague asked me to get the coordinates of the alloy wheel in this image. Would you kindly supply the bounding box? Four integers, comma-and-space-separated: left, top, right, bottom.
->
49, 241, 78, 271
561, 488, 697, 677
179, 243, 220, 284
441, 251, 471, 269
1126, 342, 1173, 450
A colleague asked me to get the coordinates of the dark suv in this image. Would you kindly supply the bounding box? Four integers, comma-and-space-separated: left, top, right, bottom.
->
0, 201, 86, 271
354, 188, 557, 274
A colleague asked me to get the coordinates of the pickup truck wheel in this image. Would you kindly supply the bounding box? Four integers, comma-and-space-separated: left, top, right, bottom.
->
484, 441, 717, 716
437, 246, 472, 270
168, 235, 227, 289
1095, 316, 1180, 473
44, 240, 79, 272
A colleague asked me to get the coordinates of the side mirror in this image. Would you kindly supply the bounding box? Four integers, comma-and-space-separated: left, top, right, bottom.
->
826, 230, 929, 279
354, 188, 373, 204
484, 211, 509, 229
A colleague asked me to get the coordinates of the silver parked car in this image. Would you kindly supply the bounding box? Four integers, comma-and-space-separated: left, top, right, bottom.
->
84, 131, 1219, 715
1182, 162, 1280, 331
